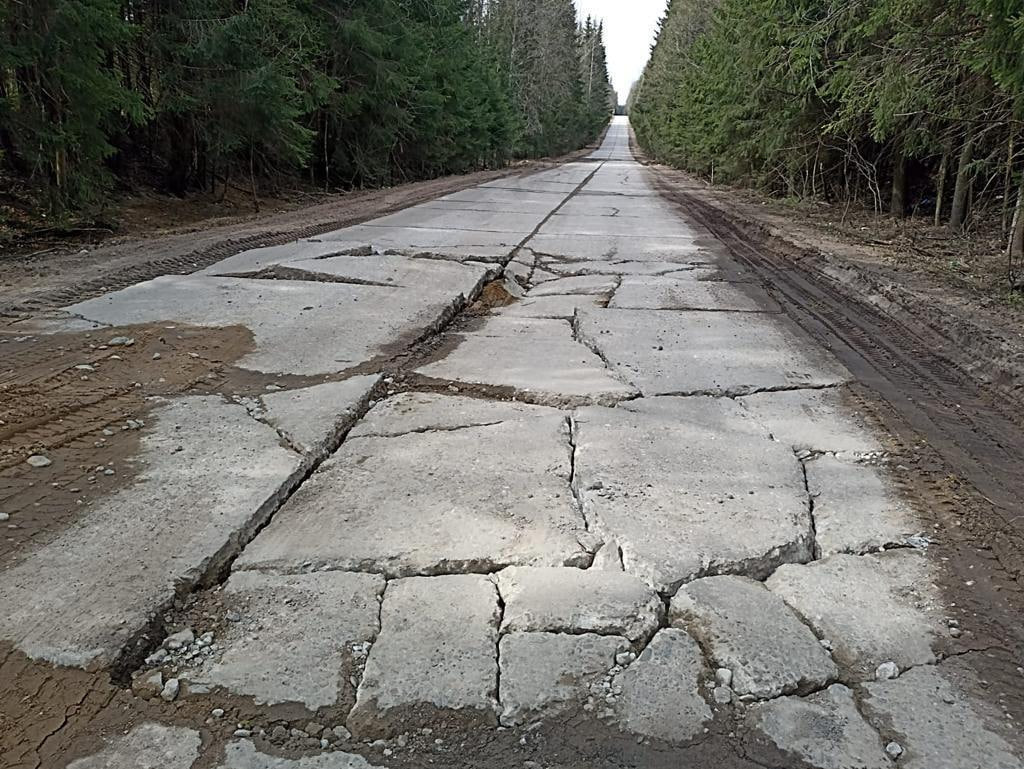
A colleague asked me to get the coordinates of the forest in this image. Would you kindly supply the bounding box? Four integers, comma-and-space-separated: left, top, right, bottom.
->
0, 0, 614, 217
629, 0, 1024, 267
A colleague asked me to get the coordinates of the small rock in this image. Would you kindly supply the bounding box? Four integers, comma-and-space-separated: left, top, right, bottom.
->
615, 650, 636, 667
332, 725, 351, 741
396, 734, 408, 747
304, 722, 324, 737
132, 670, 163, 699
160, 678, 180, 702
144, 648, 168, 665
320, 738, 329, 749
103, 468, 115, 476
233, 729, 251, 738
713, 686, 733, 705
290, 728, 308, 740
152, 353, 162, 360
885, 741, 904, 758
225, 610, 242, 622
196, 631, 214, 646
0, 513, 9, 522
715, 667, 733, 688
875, 661, 900, 681
102, 429, 114, 436
819, 638, 834, 651
26, 455, 52, 468
163, 628, 195, 650
75, 364, 96, 372
271, 725, 289, 741
211, 708, 225, 718
108, 336, 135, 347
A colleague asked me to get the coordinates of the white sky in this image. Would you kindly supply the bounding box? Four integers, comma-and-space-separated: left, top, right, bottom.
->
576, 0, 668, 99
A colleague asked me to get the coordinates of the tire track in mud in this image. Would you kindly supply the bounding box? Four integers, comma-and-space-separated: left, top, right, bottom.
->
652, 175, 1024, 581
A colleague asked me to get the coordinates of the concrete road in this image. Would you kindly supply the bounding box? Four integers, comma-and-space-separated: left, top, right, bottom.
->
5, 118, 1022, 769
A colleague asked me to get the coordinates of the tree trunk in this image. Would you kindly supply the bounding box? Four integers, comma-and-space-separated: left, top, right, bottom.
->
934, 147, 949, 227
949, 128, 975, 232
890, 153, 907, 217
1008, 174, 1024, 286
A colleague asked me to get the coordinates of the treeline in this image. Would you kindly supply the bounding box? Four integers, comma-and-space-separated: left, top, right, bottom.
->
630, 0, 1024, 261
0, 0, 613, 213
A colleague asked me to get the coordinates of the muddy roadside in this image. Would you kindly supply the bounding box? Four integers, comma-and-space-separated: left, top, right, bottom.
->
0, 141, 603, 317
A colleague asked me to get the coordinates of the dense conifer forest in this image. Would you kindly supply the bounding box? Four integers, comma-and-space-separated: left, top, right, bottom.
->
0, 0, 614, 215
630, 0, 1024, 261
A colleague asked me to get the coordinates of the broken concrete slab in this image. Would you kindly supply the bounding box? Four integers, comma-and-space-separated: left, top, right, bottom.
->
746, 684, 889, 769
526, 234, 703, 263
573, 397, 812, 593
738, 388, 883, 455
498, 632, 628, 726
348, 575, 500, 737
494, 293, 604, 320
199, 240, 369, 275
860, 660, 1024, 769
366, 206, 546, 235
608, 275, 779, 312
539, 260, 717, 279
433, 186, 566, 212
181, 571, 384, 710
542, 212, 696, 240
670, 575, 838, 700
806, 456, 921, 557
574, 308, 851, 396
415, 316, 637, 407
316, 224, 522, 261
259, 376, 380, 456
236, 412, 588, 578
68, 723, 201, 769
613, 629, 713, 744
220, 740, 387, 768
527, 275, 620, 296
64, 269, 488, 375
349, 392, 558, 439
0, 396, 303, 668
494, 567, 663, 642
767, 551, 946, 680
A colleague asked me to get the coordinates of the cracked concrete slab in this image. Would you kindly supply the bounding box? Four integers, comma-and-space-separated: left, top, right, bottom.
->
807, 456, 921, 557
767, 551, 946, 680
315, 224, 520, 261
613, 629, 713, 744
180, 570, 384, 710
494, 567, 663, 642
259, 376, 380, 456
435, 187, 566, 210
573, 397, 812, 593
0, 396, 303, 668
574, 308, 851, 396
498, 632, 628, 726
64, 269, 488, 375
670, 575, 838, 700
746, 684, 889, 769
539, 260, 718, 278
543, 212, 696, 240
527, 275, 620, 296
235, 412, 589, 577
860, 659, 1024, 769
221, 741, 387, 768
199, 240, 374, 274
608, 275, 779, 312
67, 723, 201, 769
349, 392, 558, 439
738, 388, 883, 455
526, 234, 703, 262
495, 294, 604, 320
415, 316, 637, 407
366, 206, 546, 235
348, 575, 500, 738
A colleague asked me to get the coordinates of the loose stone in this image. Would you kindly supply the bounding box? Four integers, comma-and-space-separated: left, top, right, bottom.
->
160, 677, 180, 702
886, 741, 904, 758
875, 661, 900, 681
26, 455, 52, 468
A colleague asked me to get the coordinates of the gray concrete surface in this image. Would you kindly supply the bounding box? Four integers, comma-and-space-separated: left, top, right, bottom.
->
671, 575, 838, 699
28, 117, 1017, 769
68, 723, 202, 769
767, 551, 945, 680
860, 660, 1024, 769
0, 396, 303, 667
612, 629, 712, 744
498, 632, 627, 726
415, 316, 637, 406
181, 571, 384, 709
235, 407, 588, 577
746, 684, 890, 769
348, 575, 500, 737
494, 566, 663, 642
572, 397, 812, 592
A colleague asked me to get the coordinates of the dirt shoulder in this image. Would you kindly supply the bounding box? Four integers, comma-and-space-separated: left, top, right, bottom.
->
0, 142, 601, 317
